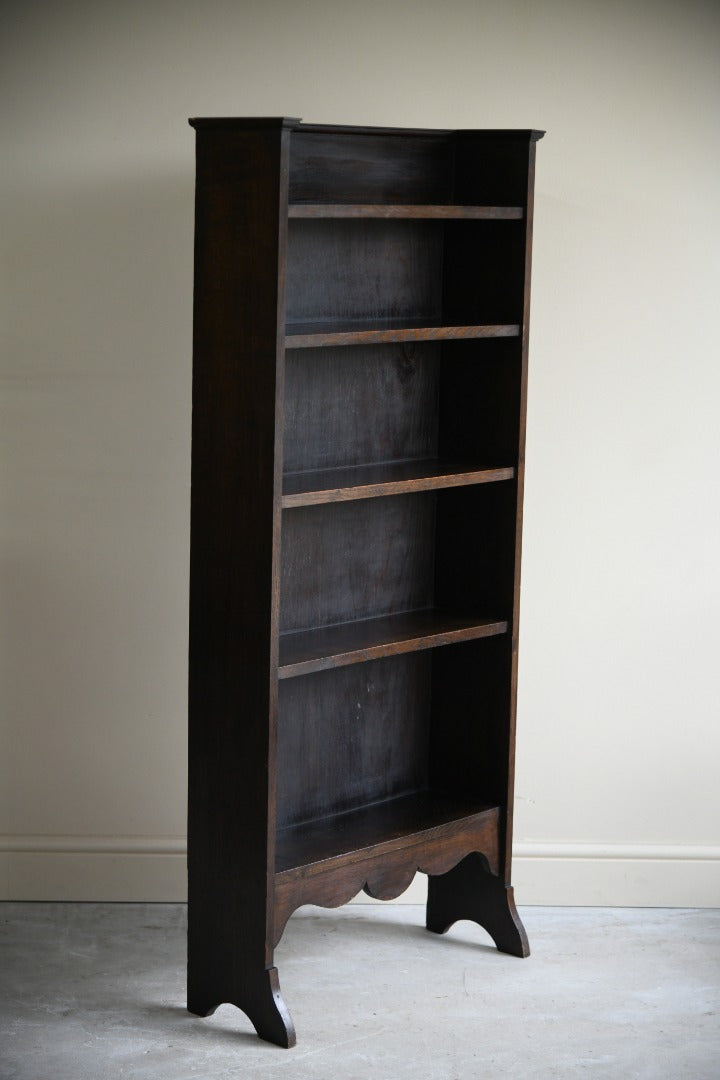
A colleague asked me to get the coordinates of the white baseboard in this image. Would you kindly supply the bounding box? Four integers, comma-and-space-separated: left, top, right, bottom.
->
511, 842, 720, 908
1, 837, 718, 906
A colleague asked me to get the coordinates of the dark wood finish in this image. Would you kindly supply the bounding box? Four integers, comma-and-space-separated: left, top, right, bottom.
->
443, 221, 526, 326
288, 130, 454, 204
286, 219, 444, 325
188, 118, 542, 1047
276, 793, 499, 874
191, 118, 542, 139
288, 204, 524, 219
427, 851, 529, 957
280, 495, 436, 633
437, 338, 523, 464
187, 119, 294, 1046
274, 799, 500, 947
189, 967, 296, 1048
505, 137, 540, 877
282, 459, 514, 507
283, 343, 440, 473
279, 609, 508, 678
288, 124, 543, 139
285, 318, 519, 348
276, 654, 432, 828
429, 636, 514, 818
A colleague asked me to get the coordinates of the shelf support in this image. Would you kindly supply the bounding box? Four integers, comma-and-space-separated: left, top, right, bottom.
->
426, 852, 529, 957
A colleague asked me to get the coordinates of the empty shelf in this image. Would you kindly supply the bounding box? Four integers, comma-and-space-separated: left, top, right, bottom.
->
282, 459, 514, 507
279, 609, 508, 679
275, 790, 500, 875
288, 204, 524, 219
285, 318, 520, 349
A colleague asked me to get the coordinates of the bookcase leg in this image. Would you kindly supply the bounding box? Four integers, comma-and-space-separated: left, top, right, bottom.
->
426, 852, 530, 957
188, 966, 296, 1048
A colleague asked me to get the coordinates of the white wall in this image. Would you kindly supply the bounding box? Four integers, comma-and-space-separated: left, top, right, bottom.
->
2, 0, 719, 905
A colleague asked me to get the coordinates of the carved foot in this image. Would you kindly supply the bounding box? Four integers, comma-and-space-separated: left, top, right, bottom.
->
246, 967, 296, 1047
188, 966, 296, 1047
426, 852, 530, 957
187, 991, 220, 1018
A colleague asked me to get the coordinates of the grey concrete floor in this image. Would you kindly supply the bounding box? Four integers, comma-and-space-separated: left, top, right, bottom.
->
0, 903, 718, 1079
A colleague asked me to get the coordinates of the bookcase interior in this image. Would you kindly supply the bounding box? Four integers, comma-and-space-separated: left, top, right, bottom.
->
286, 220, 525, 332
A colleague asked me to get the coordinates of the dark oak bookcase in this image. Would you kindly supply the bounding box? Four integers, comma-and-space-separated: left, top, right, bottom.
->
187, 118, 543, 1047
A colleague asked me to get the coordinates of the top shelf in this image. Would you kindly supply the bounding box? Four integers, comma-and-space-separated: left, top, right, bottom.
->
288, 204, 524, 220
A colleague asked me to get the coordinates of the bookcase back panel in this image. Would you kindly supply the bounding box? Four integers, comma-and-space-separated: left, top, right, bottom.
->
289, 132, 454, 204
287, 220, 525, 328
276, 653, 431, 827
286, 220, 443, 324
284, 339, 523, 474
280, 495, 436, 633
283, 344, 439, 473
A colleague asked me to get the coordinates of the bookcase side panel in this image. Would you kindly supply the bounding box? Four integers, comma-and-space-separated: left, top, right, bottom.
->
188, 124, 288, 991
505, 137, 540, 879
434, 135, 538, 883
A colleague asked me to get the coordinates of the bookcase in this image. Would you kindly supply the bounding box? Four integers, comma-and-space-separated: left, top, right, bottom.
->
187, 118, 543, 1047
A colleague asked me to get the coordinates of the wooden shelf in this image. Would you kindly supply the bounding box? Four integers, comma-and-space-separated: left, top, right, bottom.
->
285, 318, 520, 349
279, 609, 508, 679
288, 204, 524, 220
275, 790, 500, 875
282, 459, 514, 508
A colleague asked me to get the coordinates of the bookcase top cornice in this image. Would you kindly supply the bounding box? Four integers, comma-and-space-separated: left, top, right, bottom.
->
188, 117, 545, 140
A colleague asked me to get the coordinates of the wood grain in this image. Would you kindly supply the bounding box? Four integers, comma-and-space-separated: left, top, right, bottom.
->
285, 319, 520, 348
274, 796, 500, 946
276, 791, 499, 873
289, 130, 454, 204
279, 494, 436, 634
282, 459, 514, 507
276, 653, 432, 828
283, 343, 439, 474
286, 219, 443, 326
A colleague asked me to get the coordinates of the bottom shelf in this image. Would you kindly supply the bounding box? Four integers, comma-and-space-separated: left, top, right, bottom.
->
273, 791, 500, 946
275, 790, 499, 875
